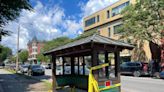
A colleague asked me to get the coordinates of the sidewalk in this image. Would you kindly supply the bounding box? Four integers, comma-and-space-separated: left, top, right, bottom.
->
0, 69, 51, 92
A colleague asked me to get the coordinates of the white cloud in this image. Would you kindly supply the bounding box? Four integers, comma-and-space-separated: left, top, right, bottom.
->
80, 0, 119, 17
1, 1, 82, 54
1, 0, 119, 54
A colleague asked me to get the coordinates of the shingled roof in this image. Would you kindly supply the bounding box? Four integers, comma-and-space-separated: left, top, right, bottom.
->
44, 34, 134, 55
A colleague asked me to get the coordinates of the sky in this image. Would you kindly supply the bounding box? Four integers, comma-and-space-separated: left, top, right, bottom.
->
1, 0, 119, 54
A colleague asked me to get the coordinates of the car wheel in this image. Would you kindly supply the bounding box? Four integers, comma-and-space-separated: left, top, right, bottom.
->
133, 71, 141, 77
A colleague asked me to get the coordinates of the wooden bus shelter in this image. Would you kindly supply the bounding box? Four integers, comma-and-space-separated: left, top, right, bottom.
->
44, 34, 134, 92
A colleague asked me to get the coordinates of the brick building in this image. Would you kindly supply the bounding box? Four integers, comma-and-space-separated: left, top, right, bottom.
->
27, 36, 44, 63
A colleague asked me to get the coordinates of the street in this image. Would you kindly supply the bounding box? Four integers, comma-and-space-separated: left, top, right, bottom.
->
0, 68, 164, 92
43, 70, 164, 92
121, 76, 164, 92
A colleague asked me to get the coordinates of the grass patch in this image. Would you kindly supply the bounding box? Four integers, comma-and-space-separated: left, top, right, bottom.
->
6, 69, 16, 74
42, 80, 52, 90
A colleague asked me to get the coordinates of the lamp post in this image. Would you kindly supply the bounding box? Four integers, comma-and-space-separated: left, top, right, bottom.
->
16, 25, 20, 72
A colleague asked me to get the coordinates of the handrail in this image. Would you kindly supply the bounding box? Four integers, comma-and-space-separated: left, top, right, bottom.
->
88, 63, 121, 92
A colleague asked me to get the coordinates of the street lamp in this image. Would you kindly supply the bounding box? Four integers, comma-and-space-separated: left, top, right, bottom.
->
16, 25, 20, 72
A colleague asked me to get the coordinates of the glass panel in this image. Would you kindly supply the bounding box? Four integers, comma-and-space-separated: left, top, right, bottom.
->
64, 57, 71, 74
113, 24, 122, 34
79, 57, 84, 75
85, 17, 96, 27
56, 57, 63, 75
108, 27, 111, 37
109, 53, 116, 79
74, 57, 79, 74
107, 10, 110, 18
84, 56, 91, 75
98, 53, 106, 78
112, 1, 129, 17
97, 15, 99, 22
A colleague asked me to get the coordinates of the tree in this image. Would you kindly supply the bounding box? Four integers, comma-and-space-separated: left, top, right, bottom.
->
19, 50, 28, 64
120, 0, 164, 62
0, 45, 12, 63
37, 53, 49, 63
0, 0, 32, 41
9, 55, 16, 63
43, 37, 71, 52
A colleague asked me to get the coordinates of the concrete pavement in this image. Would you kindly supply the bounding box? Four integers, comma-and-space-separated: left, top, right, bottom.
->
121, 76, 164, 92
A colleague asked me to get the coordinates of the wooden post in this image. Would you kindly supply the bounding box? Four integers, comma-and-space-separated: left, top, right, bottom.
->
114, 51, 121, 91
62, 57, 65, 75
52, 54, 57, 92
114, 51, 120, 77
91, 49, 99, 80
83, 56, 85, 75
71, 56, 75, 75
105, 51, 109, 78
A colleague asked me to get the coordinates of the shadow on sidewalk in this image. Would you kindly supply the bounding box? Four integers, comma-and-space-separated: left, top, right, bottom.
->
0, 70, 51, 92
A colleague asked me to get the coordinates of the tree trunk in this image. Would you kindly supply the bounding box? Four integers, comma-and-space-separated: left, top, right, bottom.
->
149, 41, 161, 72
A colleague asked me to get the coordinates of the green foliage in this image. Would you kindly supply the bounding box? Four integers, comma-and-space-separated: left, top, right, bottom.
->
0, 0, 32, 41
37, 53, 49, 63
0, 0, 32, 27
120, 0, 164, 44
9, 56, 16, 63
120, 0, 164, 61
43, 30, 98, 53
0, 45, 12, 62
43, 37, 71, 52
19, 50, 28, 63
74, 30, 97, 41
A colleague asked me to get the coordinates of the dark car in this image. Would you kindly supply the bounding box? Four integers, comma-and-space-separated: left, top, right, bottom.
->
28, 64, 45, 76
159, 71, 164, 79
120, 62, 149, 77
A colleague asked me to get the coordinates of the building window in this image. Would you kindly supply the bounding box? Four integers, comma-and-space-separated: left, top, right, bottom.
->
97, 15, 100, 22
108, 27, 111, 37
107, 10, 110, 18
113, 24, 122, 34
85, 17, 96, 27
112, 1, 129, 17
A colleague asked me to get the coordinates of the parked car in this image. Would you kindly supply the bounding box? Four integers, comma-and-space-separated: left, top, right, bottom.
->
159, 71, 164, 79
20, 65, 29, 73
46, 63, 51, 69
28, 64, 45, 76
10, 64, 16, 70
120, 62, 149, 77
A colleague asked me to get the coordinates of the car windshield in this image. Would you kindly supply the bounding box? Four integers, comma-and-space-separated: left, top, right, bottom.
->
22, 65, 28, 68
126, 63, 136, 66
32, 65, 41, 69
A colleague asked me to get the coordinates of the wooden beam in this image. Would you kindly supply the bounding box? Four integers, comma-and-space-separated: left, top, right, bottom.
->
105, 51, 109, 78
56, 49, 91, 57
71, 56, 75, 75
91, 49, 99, 81
82, 56, 85, 75
52, 54, 57, 92
62, 57, 65, 75
114, 51, 120, 77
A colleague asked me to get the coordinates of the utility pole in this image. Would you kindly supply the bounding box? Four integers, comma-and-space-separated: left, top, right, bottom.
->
16, 25, 20, 72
